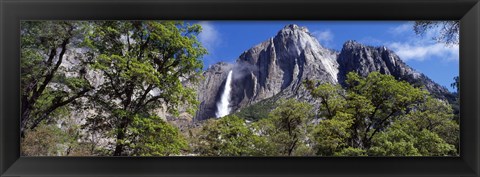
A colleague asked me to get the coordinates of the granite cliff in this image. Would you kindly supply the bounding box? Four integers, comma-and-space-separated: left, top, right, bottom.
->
194, 24, 453, 121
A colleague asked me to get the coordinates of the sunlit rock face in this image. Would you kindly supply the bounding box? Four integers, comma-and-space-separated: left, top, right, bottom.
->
228, 24, 339, 113
195, 62, 233, 121
194, 24, 453, 121
195, 24, 339, 120
337, 40, 453, 100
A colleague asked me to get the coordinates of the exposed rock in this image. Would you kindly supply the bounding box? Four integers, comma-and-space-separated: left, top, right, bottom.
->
337, 40, 453, 101
194, 62, 234, 121
193, 24, 455, 121
195, 24, 340, 120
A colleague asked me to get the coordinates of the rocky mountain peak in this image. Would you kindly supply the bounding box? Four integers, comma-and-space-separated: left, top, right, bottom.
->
280, 24, 310, 33
206, 62, 232, 72
342, 40, 389, 52
337, 39, 452, 101
193, 25, 453, 121
274, 24, 323, 52
343, 40, 363, 49
339, 39, 411, 80
192, 24, 341, 121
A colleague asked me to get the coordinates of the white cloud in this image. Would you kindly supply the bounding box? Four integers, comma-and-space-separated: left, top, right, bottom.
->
198, 21, 221, 53
385, 22, 459, 62
312, 30, 334, 46
388, 42, 459, 61
389, 22, 414, 35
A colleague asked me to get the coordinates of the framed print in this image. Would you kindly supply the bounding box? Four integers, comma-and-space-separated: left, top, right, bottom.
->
1, 0, 479, 176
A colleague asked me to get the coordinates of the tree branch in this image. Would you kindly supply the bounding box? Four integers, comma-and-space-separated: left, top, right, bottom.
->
103, 71, 123, 98
29, 88, 91, 130
365, 110, 397, 145
134, 84, 154, 113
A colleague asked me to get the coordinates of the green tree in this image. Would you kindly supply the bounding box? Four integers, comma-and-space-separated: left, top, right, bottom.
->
20, 21, 93, 136
129, 115, 188, 156
306, 72, 458, 156
193, 115, 271, 156
344, 72, 427, 149
450, 76, 460, 122
312, 112, 353, 156
21, 123, 68, 156
414, 21, 460, 122
311, 72, 427, 150
21, 120, 96, 156
368, 124, 421, 156
82, 21, 206, 156
234, 97, 278, 122
304, 81, 346, 119
257, 99, 315, 156
369, 120, 456, 156
451, 76, 460, 92
402, 97, 459, 153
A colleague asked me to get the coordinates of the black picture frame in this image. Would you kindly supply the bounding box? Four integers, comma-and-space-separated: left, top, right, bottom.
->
1, 0, 479, 176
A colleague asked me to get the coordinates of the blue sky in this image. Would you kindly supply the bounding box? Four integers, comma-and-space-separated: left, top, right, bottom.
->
191, 21, 459, 92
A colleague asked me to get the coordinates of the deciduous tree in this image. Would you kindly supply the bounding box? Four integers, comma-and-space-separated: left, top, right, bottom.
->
83, 21, 206, 156
193, 115, 271, 156
20, 21, 92, 136
257, 99, 315, 156
306, 72, 458, 156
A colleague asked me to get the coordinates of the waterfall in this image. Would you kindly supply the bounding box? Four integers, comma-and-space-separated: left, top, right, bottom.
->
216, 70, 233, 118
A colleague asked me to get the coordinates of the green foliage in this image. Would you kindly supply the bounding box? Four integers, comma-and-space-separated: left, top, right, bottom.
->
21, 123, 66, 156
414, 129, 456, 156
82, 21, 206, 155
21, 121, 95, 156
234, 97, 278, 121
404, 98, 459, 146
306, 71, 459, 156
450, 76, 460, 122
305, 80, 346, 119
20, 21, 92, 134
200, 72, 458, 157
130, 115, 188, 156
451, 76, 459, 92
313, 112, 353, 156
21, 21, 460, 157
256, 99, 315, 156
369, 122, 455, 156
85, 21, 205, 116
345, 72, 427, 111
334, 147, 367, 156
368, 125, 421, 156
21, 21, 209, 156
193, 115, 271, 156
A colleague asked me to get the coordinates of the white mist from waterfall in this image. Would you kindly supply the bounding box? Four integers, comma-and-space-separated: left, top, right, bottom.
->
216, 70, 233, 118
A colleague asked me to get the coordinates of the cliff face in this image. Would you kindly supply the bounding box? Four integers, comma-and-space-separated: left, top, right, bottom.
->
337, 40, 453, 100
229, 25, 339, 112
194, 24, 453, 121
194, 62, 233, 121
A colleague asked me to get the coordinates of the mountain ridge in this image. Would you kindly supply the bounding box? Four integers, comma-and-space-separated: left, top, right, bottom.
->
194, 24, 454, 121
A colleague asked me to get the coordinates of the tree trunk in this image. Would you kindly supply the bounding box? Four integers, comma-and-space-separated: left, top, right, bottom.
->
113, 117, 129, 156
113, 130, 125, 156
20, 108, 32, 137
20, 38, 70, 136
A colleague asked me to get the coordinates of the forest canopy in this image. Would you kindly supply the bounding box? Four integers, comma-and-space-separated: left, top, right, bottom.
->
20, 21, 459, 156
